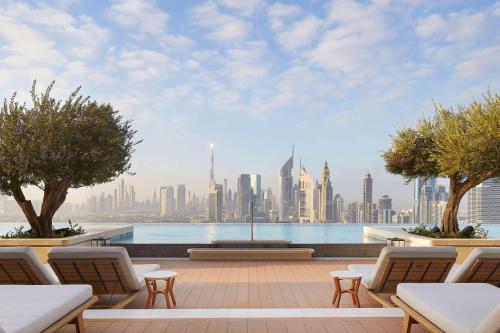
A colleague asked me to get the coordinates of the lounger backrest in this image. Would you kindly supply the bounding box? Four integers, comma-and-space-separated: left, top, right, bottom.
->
48, 246, 141, 294
0, 247, 58, 284
448, 248, 500, 287
369, 246, 457, 293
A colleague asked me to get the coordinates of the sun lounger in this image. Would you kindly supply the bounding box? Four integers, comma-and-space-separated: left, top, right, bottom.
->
348, 246, 457, 306
0, 285, 97, 333
0, 247, 58, 284
48, 246, 160, 308
392, 283, 500, 333
445, 247, 500, 286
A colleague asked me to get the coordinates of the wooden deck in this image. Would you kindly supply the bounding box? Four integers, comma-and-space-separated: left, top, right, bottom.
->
60, 318, 428, 333
126, 259, 381, 309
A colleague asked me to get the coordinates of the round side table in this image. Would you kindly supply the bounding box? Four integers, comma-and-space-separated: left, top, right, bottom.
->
144, 271, 177, 309
330, 270, 362, 308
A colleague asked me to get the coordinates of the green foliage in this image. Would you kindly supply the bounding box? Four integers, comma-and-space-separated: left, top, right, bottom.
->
1, 220, 85, 239
382, 91, 500, 183
406, 224, 488, 239
0, 80, 140, 237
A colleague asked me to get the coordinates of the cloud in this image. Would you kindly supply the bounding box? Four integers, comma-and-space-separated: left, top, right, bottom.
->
107, 0, 169, 36
455, 46, 500, 79
267, 2, 302, 30
117, 49, 177, 80
416, 11, 486, 42
217, 0, 263, 16
415, 14, 446, 38
307, 0, 393, 73
275, 15, 322, 50
191, 1, 250, 41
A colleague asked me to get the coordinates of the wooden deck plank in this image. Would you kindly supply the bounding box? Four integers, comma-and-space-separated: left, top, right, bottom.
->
126, 259, 379, 309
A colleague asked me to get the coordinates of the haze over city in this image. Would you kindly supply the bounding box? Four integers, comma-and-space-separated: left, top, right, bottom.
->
0, 0, 498, 211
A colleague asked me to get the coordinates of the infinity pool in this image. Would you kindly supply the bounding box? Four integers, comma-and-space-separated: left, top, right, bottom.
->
1, 222, 499, 244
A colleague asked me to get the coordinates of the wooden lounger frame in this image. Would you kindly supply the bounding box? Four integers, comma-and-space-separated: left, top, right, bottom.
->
0, 258, 46, 284
48, 258, 144, 309
366, 257, 455, 307
391, 295, 444, 333
456, 258, 500, 287
43, 296, 98, 333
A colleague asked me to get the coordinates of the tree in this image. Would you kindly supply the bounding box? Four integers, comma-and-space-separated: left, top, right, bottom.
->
0, 81, 139, 237
382, 91, 500, 234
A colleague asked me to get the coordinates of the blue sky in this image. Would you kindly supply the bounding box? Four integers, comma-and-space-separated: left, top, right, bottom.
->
0, 0, 499, 210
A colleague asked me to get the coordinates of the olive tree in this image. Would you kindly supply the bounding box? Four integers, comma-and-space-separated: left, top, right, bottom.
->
382, 92, 500, 234
0, 81, 139, 237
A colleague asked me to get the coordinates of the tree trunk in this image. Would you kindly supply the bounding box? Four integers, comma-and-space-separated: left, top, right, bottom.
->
441, 173, 493, 234
12, 182, 70, 238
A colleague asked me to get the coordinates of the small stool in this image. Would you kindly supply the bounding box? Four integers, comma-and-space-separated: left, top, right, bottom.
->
330, 270, 362, 308
144, 271, 177, 309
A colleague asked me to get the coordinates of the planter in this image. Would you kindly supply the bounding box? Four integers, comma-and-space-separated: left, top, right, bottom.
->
364, 225, 500, 263
0, 225, 133, 262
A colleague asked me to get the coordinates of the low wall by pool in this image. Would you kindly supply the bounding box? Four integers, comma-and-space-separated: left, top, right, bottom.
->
117, 242, 386, 258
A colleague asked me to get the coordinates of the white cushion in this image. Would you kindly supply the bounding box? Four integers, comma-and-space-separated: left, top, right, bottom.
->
0, 285, 92, 333
49, 246, 144, 290
0, 247, 59, 284
347, 264, 376, 288
133, 264, 161, 287
364, 246, 457, 289
397, 283, 500, 333
446, 247, 500, 283
475, 303, 500, 333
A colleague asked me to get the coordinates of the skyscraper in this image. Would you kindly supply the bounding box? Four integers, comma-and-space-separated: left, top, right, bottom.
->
237, 174, 252, 219
333, 194, 344, 223
208, 183, 223, 222
320, 161, 333, 222
414, 177, 447, 225
250, 174, 262, 212
299, 166, 314, 223
119, 179, 125, 209
159, 186, 168, 217
177, 184, 186, 215
278, 147, 294, 221
468, 178, 500, 224
378, 195, 393, 224
363, 171, 373, 223
207, 142, 223, 222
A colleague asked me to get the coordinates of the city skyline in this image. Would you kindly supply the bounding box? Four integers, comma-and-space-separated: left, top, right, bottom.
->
1, 0, 497, 213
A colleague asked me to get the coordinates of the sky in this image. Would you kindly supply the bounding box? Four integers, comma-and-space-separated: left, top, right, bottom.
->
0, 0, 499, 211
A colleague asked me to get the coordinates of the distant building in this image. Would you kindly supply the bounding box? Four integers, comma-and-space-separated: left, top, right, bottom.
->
208, 183, 223, 222
363, 172, 373, 223
347, 202, 360, 223
177, 184, 186, 215
250, 174, 262, 213
468, 178, 500, 224
378, 195, 393, 224
279, 148, 294, 221
397, 208, 414, 224
159, 186, 175, 217
414, 177, 448, 225
299, 166, 315, 223
263, 187, 274, 218
320, 161, 333, 222
237, 174, 252, 219
333, 194, 344, 223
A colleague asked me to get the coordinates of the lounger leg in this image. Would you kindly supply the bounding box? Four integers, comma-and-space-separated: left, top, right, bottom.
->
164, 278, 171, 309
334, 277, 342, 308
402, 312, 416, 333
71, 313, 85, 333
169, 277, 176, 306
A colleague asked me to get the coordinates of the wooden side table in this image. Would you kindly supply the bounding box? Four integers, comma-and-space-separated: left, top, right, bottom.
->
330, 270, 362, 308
144, 271, 177, 309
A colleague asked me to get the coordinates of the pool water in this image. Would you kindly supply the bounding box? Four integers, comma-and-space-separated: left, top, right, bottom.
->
0, 222, 499, 244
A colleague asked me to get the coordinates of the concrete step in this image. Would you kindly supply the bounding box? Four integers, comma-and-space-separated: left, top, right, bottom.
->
187, 248, 314, 260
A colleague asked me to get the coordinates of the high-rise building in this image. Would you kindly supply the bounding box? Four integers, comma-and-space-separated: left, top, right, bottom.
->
299, 166, 315, 223
320, 161, 333, 222
363, 171, 373, 223
237, 174, 252, 219
250, 174, 262, 212
208, 183, 223, 222
223, 178, 228, 208
414, 177, 448, 225
177, 184, 186, 215
129, 185, 135, 208
278, 148, 294, 221
159, 186, 175, 217
468, 178, 500, 224
333, 194, 344, 223
113, 188, 118, 211
263, 187, 274, 217
378, 195, 393, 224
119, 179, 125, 209
347, 202, 360, 223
